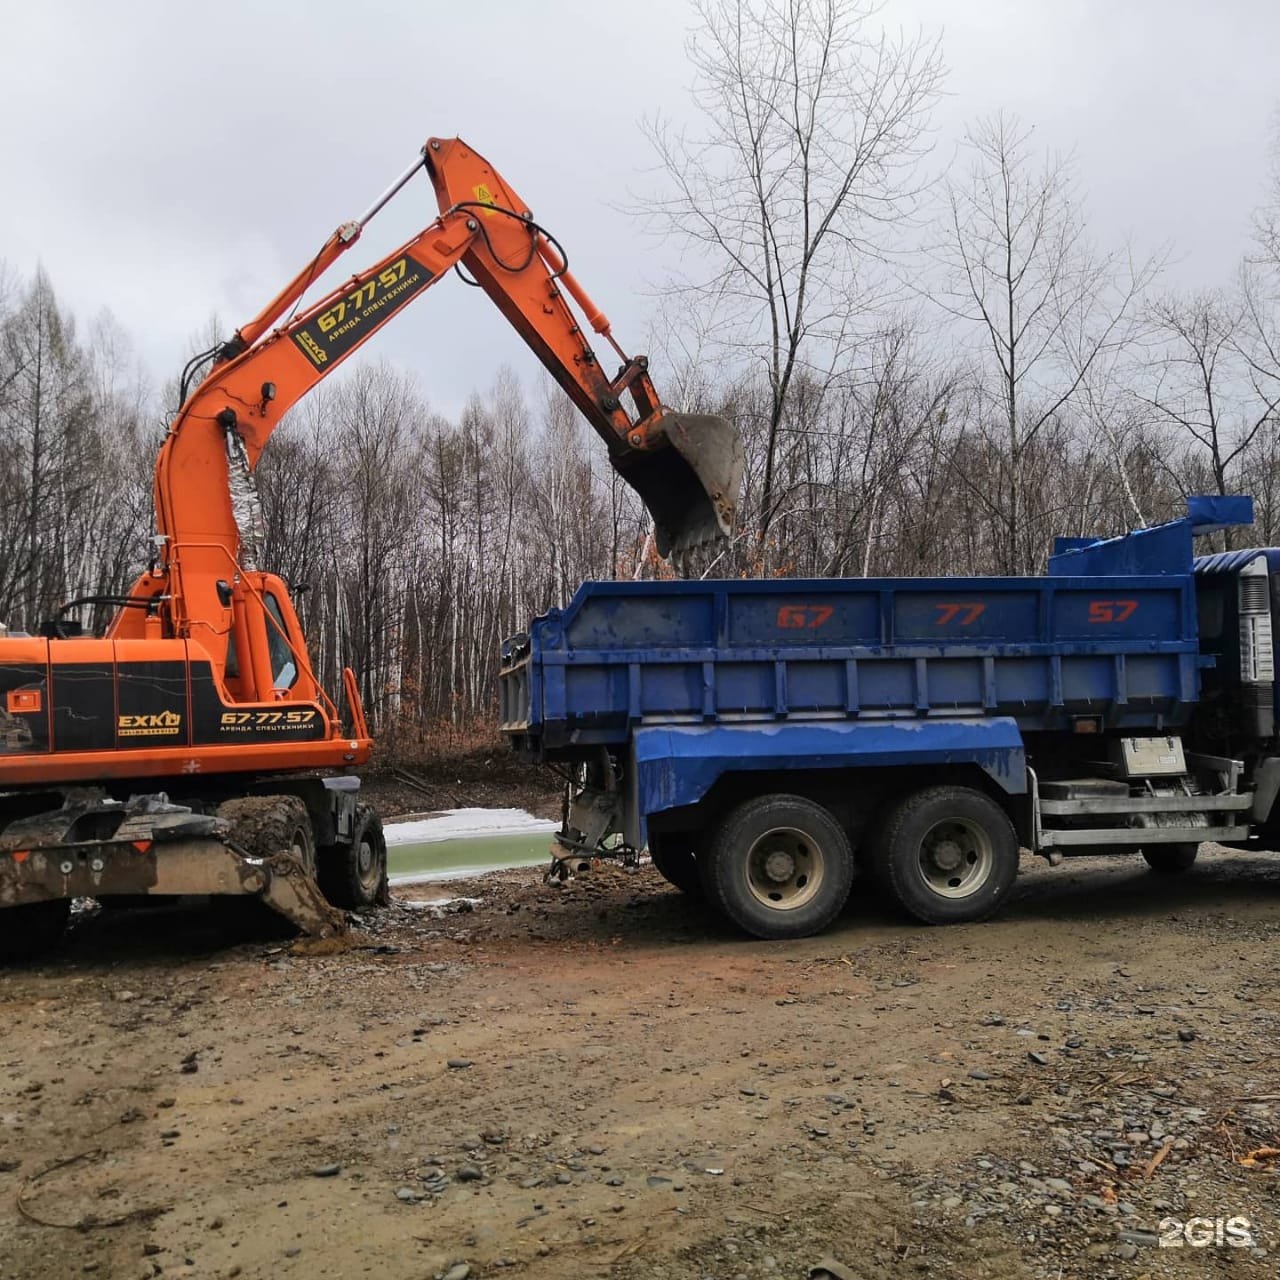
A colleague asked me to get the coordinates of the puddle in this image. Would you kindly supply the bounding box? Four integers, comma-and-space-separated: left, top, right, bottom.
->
385, 808, 556, 884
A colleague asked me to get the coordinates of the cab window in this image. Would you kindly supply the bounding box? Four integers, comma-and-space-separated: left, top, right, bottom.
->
264, 594, 298, 690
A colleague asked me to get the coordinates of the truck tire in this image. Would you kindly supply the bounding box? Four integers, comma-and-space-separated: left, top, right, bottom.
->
319, 804, 388, 909
856, 800, 901, 897
701, 795, 854, 940
875, 785, 1018, 925
0, 899, 70, 962
1142, 843, 1199, 874
647, 835, 701, 897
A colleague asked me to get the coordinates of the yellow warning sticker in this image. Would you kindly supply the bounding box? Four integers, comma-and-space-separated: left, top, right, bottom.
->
473, 182, 498, 215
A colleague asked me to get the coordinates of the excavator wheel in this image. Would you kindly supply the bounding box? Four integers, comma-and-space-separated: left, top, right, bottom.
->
0, 898, 71, 963
319, 804, 388, 910
217, 795, 317, 877
213, 795, 323, 937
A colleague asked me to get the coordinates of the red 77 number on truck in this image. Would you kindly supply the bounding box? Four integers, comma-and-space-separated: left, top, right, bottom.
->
935, 602, 986, 626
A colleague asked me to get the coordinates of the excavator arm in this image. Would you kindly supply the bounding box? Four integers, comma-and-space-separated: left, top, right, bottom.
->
140, 136, 741, 674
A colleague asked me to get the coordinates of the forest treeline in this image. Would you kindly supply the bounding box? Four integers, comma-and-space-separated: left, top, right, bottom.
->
2, 1, 1279, 758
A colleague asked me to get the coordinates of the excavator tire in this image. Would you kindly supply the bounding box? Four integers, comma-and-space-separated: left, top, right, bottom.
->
213, 795, 319, 937
0, 898, 71, 963
319, 804, 388, 910
217, 795, 317, 876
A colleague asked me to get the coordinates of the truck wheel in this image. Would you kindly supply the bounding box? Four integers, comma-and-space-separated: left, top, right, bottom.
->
701, 795, 854, 940
320, 804, 388, 909
857, 801, 901, 897
875, 786, 1018, 925
647, 835, 701, 896
0, 899, 70, 962
1142, 843, 1199, 874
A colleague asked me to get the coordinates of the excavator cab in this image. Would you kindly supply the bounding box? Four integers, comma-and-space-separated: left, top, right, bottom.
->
220, 573, 323, 707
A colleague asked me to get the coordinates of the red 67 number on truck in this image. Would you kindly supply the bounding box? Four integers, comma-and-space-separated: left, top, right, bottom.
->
777, 604, 834, 629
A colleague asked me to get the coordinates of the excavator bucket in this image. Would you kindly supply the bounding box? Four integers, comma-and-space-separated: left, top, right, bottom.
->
612, 413, 744, 558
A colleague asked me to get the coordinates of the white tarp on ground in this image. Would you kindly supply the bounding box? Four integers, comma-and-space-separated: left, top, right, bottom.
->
383, 807, 555, 847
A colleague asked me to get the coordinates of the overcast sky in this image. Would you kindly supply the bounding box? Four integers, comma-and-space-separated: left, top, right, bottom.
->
1, 0, 1277, 418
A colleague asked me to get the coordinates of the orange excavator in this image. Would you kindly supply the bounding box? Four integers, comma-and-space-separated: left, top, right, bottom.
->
0, 136, 742, 958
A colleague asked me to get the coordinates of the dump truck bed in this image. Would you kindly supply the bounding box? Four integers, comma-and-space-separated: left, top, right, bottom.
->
499, 572, 1200, 753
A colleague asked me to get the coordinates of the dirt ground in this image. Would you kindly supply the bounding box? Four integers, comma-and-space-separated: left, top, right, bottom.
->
1, 846, 1278, 1280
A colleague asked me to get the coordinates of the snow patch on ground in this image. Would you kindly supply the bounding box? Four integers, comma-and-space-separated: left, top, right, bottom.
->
396, 895, 484, 912
384, 807, 556, 848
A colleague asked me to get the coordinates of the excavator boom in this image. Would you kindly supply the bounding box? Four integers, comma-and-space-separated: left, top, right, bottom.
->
170, 137, 740, 569
425, 139, 741, 555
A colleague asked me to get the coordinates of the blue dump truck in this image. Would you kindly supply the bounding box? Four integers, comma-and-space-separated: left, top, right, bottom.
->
499, 496, 1280, 940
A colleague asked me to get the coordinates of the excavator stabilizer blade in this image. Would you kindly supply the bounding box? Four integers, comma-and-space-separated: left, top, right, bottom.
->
612, 413, 744, 558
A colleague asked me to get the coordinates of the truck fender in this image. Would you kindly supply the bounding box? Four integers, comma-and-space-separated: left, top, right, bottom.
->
631, 718, 1027, 819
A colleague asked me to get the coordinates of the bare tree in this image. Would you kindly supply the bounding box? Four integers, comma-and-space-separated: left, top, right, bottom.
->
640, 0, 943, 566
1139, 289, 1280, 506
931, 113, 1160, 571
0, 272, 97, 626
1252, 109, 1280, 273
258, 393, 337, 595
329, 364, 426, 726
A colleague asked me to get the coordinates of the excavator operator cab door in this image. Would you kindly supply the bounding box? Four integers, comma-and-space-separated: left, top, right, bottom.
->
251, 574, 320, 702
224, 574, 322, 705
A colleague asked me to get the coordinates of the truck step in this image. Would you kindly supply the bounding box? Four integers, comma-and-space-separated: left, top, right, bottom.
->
1039, 778, 1129, 800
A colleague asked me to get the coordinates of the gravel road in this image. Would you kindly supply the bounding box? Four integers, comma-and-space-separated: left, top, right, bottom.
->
0, 846, 1277, 1279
